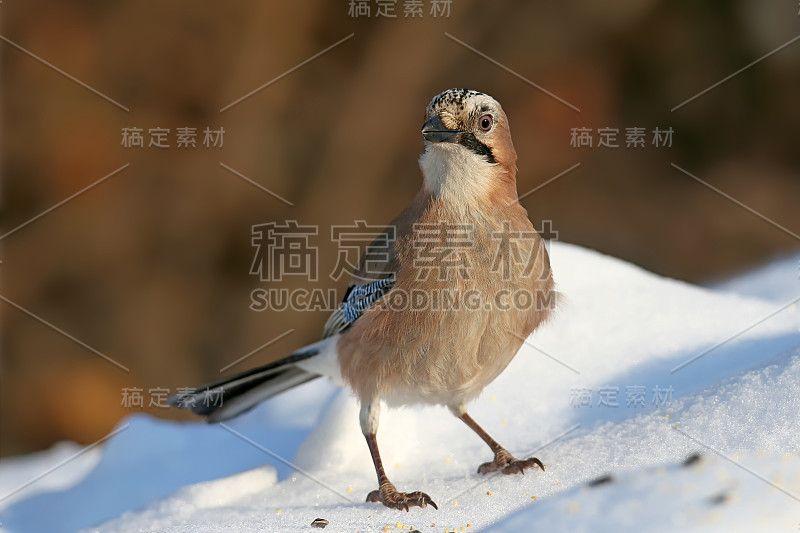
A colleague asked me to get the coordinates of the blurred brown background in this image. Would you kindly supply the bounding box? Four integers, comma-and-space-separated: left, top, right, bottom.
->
2, 1, 799, 456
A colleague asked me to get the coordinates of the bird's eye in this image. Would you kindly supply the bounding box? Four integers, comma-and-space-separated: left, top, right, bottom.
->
479, 115, 493, 131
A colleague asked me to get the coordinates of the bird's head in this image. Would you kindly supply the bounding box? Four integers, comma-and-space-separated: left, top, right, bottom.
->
419, 89, 518, 204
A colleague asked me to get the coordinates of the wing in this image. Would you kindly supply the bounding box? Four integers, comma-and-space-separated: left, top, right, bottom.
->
321, 223, 400, 338
321, 191, 430, 339
321, 276, 396, 338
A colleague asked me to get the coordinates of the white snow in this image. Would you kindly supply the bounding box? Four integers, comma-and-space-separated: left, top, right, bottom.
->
0, 442, 102, 510
709, 253, 800, 303
1, 243, 798, 533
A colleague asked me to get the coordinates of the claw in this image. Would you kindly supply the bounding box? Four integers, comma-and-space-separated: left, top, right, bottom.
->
479, 453, 545, 476
366, 485, 438, 511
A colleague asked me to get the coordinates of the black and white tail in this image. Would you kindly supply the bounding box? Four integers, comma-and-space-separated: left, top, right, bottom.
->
167, 344, 322, 423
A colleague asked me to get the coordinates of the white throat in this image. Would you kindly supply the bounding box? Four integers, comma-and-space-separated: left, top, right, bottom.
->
419, 143, 494, 205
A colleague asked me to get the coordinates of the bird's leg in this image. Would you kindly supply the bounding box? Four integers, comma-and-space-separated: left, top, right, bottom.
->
361, 401, 437, 511
455, 407, 545, 475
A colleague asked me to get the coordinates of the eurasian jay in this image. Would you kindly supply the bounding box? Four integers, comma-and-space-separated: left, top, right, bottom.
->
169, 88, 555, 511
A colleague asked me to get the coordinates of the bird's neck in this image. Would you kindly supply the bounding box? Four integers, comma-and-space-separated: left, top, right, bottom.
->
419, 144, 517, 211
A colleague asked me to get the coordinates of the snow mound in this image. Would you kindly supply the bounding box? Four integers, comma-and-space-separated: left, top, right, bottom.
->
487, 450, 800, 533
0, 242, 798, 533
709, 252, 800, 303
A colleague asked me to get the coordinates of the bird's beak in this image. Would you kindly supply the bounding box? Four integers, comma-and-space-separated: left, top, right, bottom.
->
422, 115, 465, 143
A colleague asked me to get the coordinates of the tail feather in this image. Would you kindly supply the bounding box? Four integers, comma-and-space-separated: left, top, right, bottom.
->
168, 345, 322, 422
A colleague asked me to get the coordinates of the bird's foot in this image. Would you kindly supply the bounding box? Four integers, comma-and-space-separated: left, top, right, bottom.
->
478, 448, 545, 475
366, 482, 438, 511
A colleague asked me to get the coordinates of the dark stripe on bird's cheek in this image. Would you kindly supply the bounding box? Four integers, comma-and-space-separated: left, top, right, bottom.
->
457, 132, 496, 164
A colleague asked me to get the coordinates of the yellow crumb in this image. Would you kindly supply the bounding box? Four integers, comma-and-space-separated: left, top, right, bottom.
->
486, 490, 493, 496
531, 496, 537, 500
452, 500, 458, 505
490, 395, 496, 401
382, 527, 390, 532
445, 457, 451, 463
276, 509, 282, 514
347, 486, 353, 492
665, 414, 670, 418
396, 522, 402, 527
395, 463, 400, 469
502, 419, 508, 425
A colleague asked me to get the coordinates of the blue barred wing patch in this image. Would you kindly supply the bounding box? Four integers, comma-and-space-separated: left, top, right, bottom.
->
321, 277, 395, 338
342, 277, 395, 323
